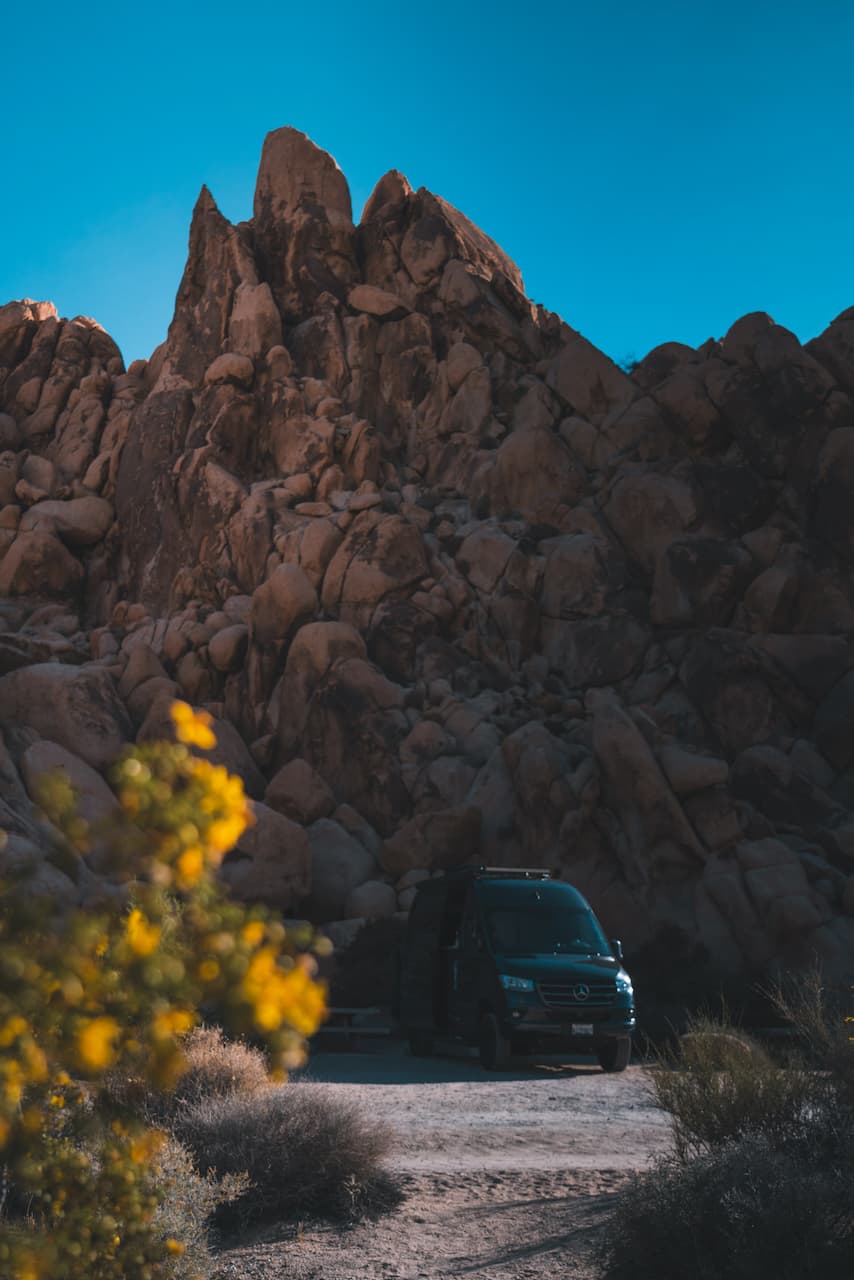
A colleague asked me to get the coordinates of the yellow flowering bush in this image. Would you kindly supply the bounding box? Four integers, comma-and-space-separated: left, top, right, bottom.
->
0, 702, 328, 1279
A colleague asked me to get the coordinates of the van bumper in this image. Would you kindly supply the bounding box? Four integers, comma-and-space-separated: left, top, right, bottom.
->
500, 1010, 635, 1050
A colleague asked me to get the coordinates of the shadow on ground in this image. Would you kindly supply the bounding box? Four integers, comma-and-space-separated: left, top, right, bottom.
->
296, 1042, 610, 1086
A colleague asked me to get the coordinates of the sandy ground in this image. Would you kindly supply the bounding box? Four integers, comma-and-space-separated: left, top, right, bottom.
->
213, 1044, 674, 1280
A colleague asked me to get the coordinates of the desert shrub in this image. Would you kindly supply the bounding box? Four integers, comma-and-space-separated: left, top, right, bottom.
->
173, 1085, 400, 1225
601, 1117, 854, 1280
763, 965, 854, 1105
105, 1025, 271, 1125
151, 1137, 249, 1279
603, 969, 854, 1278
0, 701, 328, 1279
649, 1010, 823, 1160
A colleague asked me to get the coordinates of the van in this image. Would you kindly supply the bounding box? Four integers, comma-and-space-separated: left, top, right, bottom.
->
397, 866, 635, 1071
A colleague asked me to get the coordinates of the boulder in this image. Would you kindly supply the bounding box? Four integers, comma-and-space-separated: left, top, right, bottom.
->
208, 623, 249, 673
20, 739, 119, 831
657, 745, 729, 795
302, 817, 377, 921
347, 285, 409, 320
117, 644, 168, 700
0, 531, 83, 597
220, 801, 310, 910
0, 664, 130, 771
344, 879, 397, 919
19, 496, 113, 547
265, 758, 335, 825
277, 621, 367, 756
381, 805, 482, 876
204, 352, 255, 387
227, 282, 282, 358
321, 511, 429, 627
0, 833, 82, 907
300, 657, 409, 835
589, 689, 705, 882
137, 697, 265, 798
489, 427, 584, 525
250, 564, 317, 646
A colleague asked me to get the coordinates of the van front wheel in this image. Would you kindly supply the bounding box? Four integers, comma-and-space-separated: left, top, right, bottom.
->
598, 1037, 631, 1073
479, 1013, 511, 1071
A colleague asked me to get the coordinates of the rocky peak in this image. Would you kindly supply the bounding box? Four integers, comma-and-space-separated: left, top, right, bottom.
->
156, 185, 260, 387
361, 169, 413, 222
252, 127, 357, 319
254, 126, 354, 226
2, 126, 854, 987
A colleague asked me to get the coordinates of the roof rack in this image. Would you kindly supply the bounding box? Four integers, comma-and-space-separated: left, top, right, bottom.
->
442, 865, 553, 880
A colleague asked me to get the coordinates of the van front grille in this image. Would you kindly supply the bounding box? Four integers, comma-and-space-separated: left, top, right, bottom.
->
537, 980, 617, 1008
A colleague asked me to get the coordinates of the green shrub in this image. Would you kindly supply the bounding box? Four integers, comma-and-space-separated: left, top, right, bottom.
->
603, 968, 854, 1279
601, 1118, 854, 1280
763, 966, 854, 1105
649, 1010, 823, 1161
173, 1086, 400, 1225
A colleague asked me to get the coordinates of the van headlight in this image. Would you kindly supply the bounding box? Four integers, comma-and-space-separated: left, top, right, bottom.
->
616, 972, 633, 994
500, 975, 535, 992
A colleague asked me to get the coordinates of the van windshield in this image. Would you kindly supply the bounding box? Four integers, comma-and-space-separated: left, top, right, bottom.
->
485, 905, 610, 957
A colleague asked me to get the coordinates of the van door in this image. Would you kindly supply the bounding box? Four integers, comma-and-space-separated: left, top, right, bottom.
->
400, 882, 447, 1031
449, 887, 487, 1040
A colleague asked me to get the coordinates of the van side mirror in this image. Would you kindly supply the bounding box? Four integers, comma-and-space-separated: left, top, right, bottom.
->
611, 938, 623, 961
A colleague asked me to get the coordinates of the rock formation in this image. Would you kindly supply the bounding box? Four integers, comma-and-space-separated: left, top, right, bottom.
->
2, 125, 854, 980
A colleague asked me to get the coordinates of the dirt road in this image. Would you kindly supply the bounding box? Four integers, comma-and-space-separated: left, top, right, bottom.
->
215, 1046, 673, 1280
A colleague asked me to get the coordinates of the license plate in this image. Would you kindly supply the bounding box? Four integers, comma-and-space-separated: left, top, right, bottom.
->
571, 1023, 594, 1035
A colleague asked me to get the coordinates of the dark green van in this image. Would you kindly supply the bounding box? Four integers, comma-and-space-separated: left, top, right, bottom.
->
397, 867, 635, 1071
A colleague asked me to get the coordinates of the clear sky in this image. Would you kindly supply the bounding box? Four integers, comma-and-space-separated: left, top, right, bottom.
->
4, 1, 853, 369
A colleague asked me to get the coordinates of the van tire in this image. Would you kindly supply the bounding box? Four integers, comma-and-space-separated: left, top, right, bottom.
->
479, 1013, 511, 1071
598, 1037, 631, 1073
408, 1030, 433, 1057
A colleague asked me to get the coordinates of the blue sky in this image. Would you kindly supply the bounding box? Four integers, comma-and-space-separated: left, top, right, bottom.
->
5, 1, 853, 368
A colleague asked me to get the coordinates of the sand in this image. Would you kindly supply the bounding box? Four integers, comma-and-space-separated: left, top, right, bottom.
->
213, 1044, 673, 1279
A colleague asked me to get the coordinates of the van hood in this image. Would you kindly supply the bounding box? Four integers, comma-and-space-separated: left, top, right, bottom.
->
492, 954, 623, 979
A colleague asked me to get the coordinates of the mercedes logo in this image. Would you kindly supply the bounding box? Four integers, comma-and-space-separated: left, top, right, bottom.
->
572, 983, 590, 1001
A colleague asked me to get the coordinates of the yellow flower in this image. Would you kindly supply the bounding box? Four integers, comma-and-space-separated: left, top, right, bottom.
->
126, 908, 161, 958
176, 845, 205, 889
152, 1007, 195, 1041
130, 1129, 165, 1163
166, 1239, 186, 1256
206, 814, 247, 855
77, 1017, 121, 1071
241, 921, 265, 947
170, 701, 216, 750
0, 1015, 27, 1047
22, 1041, 47, 1082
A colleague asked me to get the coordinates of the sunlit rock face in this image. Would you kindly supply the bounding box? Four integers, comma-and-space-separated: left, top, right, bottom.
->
2, 128, 854, 981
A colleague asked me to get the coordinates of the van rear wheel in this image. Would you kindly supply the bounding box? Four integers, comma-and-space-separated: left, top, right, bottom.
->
479, 1013, 511, 1071
598, 1037, 631, 1073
